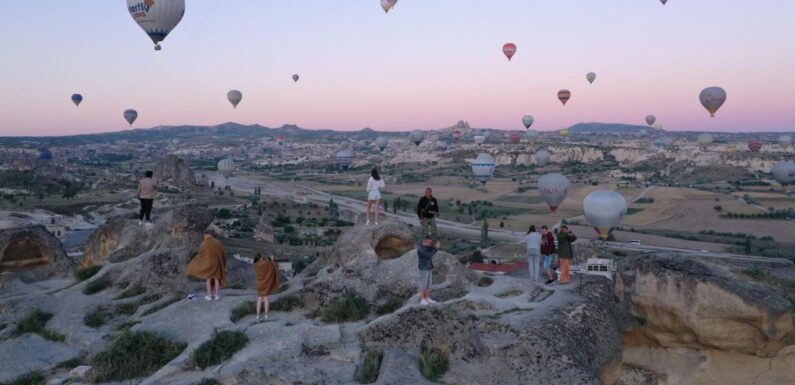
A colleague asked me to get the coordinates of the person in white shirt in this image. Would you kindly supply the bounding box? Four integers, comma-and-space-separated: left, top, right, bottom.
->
524, 225, 542, 281
366, 168, 385, 225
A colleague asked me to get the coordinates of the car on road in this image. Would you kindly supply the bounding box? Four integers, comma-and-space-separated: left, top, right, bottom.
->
629, 240, 641, 245
700, 250, 709, 253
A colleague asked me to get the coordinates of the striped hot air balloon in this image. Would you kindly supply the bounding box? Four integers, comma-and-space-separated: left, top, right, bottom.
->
509, 131, 521, 144
276, 135, 286, 145
747, 140, 763, 153
471, 153, 496, 185
558, 90, 571, 106
502, 43, 517, 61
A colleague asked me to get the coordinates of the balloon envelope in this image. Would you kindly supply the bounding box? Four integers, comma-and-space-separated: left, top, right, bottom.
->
217, 159, 235, 178
509, 131, 521, 144
502, 43, 517, 61
583, 190, 628, 240
559, 128, 569, 138
375, 137, 388, 151
558, 90, 571, 105
699, 87, 727, 117
697, 133, 713, 147
227, 90, 242, 109
123, 109, 138, 126
778, 135, 792, 148
336, 149, 354, 170
525, 130, 540, 143
452, 130, 462, 141
522, 115, 534, 129
410, 130, 424, 146
586, 72, 596, 84
534, 149, 551, 167
292, 74, 299, 82
71, 94, 82, 106
474, 135, 486, 146
471, 153, 496, 185
645, 115, 656, 127
127, 0, 185, 50
39, 149, 52, 161
437, 140, 450, 150
772, 161, 795, 186
747, 140, 763, 153
538, 173, 570, 212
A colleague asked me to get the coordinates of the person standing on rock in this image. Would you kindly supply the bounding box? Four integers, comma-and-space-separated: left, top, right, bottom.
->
417, 236, 440, 305
540, 225, 557, 285
137, 170, 156, 226
366, 168, 385, 226
525, 225, 542, 281
187, 231, 227, 301
417, 188, 439, 241
556, 226, 576, 284
253, 253, 280, 321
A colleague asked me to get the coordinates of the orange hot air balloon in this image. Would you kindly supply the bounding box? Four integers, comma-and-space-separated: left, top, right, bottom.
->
502, 43, 517, 61
558, 90, 571, 106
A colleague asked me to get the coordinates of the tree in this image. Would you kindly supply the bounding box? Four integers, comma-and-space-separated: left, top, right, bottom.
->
744, 238, 752, 255
382, 200, 389, 212
327, 199, 339, 218
480, 219, 489, 247
499, 221, 505, 228
62, 182, 78, 199
257, 204, 263, 216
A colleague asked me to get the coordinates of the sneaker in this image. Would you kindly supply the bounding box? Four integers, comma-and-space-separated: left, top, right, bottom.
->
263, 314, 269, 320
204, 295, 212, 301
145, 221, 153, 227
545, 279, 554, 285
187, 294, 196, 301
256, 315, 262, 322
213, 295, 221, 300
420, 299, 429, 306
137, 220, 143, 226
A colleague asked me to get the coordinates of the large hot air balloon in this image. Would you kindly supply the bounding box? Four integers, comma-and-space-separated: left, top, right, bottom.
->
534, 149, 551, 167
292, 74, 300, 83
772, 161, 795, 186
380, 0, 397, 13
336, 149, 355, 170
474, 134, 486, 146
583, 190, 627, 240
558, 90, 571, 106
471, 153, 496, 185
725, 144, 737, 154
375, 136, 388, 152
747, 140, 763, 153
522, 115, 534, 129
217, 158, 235, 178
586, 72, 596, 84
697, 133, 713, 148
410, 130, 424, 146
654, 123, 664, 132
502, 43, 517, 61
39, 149, 53, 161
778, 135, 792, 149
559, 128, 570, 139
538, 173, 570, 213
660, 0, 668, 5
127, 0, 185, 51
525, 130, 540, 143
699, 87, 727, 117
71, 94, 82, 107
123, 109, 138, 126
509, 131, 521, 144
645, 115, 656, 127
452, 130, 462, 141
227, 90, 242, 109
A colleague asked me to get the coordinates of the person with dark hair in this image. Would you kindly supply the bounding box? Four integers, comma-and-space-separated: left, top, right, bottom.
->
525, 225, 542, 281
366, 168, 385, 225
416, 188, 439, 241
556, 225, 577, 284
186, 231, 227, 301
253, 253, 279, 321
417, 236, 440, 305
137, 170, 156, 226
540, 225, 557, 285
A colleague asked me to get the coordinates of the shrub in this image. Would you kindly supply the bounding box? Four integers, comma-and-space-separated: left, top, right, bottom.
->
196, 379, 220, 385
91, 331, 186, 382
13, 309, 53, 336
375, 297, 403, 315
356, 350, 383, 384
230, 302, 255, 323
3, 371, 46, 385
320, 290, 370, 323
271, 295, 303, 312
83, 277, 112, 295
115, 285, 146, 299
419, 341, 449, 382
192, 330, 248, 369
84, 308, 109, 328
612, 250, 627, 257
75, 265, 102, 281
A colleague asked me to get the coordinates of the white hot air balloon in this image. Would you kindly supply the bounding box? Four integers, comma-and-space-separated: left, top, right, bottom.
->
697, 133, 713, 147
586, 72, 596, 84
534, 149, 551, 167
474, 135, 486, 146
639, 128, 648, 136
227, 90, 242, 109
522, 115, 535, 129
410, 130, 424, 146
123, 109, 138, 126
375, 137, 388, 152
525, 130, 540, 143
127, 0, 185, 51
437, 140, 450, 151
772, 161, 795, 187
471, 153, 496, 186
538, 173, 570, 213
778, 135, 792, 149
217, 158, 235, 178
336, 149, 354, 170
583, 190, 628, 240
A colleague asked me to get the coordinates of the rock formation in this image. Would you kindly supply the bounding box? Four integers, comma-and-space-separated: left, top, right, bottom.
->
152, 154, 197, 188
0, 225, 74, 282
253, 213, 274, 243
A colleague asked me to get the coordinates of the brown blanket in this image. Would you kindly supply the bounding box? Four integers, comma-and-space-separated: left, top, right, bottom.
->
254, 260, 280, 297
186, 236, 227, 287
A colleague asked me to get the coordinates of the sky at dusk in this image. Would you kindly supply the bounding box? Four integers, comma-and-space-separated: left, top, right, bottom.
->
0, 1, 793, 136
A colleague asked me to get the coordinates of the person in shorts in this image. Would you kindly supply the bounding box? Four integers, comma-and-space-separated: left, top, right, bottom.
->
417, 236, 440, 305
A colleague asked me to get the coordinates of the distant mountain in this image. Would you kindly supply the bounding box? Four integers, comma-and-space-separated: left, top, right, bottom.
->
568, 122, 648, 133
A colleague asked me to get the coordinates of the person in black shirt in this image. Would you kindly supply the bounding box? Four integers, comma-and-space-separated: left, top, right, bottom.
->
417, 187, 439, 241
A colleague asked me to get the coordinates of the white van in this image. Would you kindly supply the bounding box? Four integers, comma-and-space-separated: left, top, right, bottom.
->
629, 240, 641, 245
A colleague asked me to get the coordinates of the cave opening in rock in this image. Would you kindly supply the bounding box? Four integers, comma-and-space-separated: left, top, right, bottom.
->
374, 236, 412, 260
0, 239, 49, 271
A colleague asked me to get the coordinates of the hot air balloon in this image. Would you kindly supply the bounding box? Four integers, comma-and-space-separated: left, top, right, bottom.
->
697, 133, 713, 148
534, 149, 551, 167
559, 128, 570, 139
699, 87, 727, 117
639, 129, 648, 136
509, 131, 521, 144
276, 136, 286, 145
227, 90, 242, 109
474, 135, 486, 146
502, 43, 517, 61
724, 144, 737, 154
292, 74, 300, 83
522, 115, 535, 129
217, 158, 235, 178
123, 109, 138, 126
778, 135, 792, 149
452, 130, 462, 141
660, 0, 668, 5
583, 190, 627, 240
654, 123, 664, 132
375, 137, 388, 152
380, 0, 398, 13
525, 130, 540, 143
127, 0, 185, 51
558, 90, 571, 106
538, 173, 570, 213
410, 130, 424, 146
652, 138, 665, 150
772, 161, 795, 186
71, 94, 82, 107
437, 140, 450, 151
471, 153, 496, 185
586, 72, 596, 84
39, 149, 53, 161
747, 140, 763, 153
645, 115, 656, 127
336, 149, 354, 170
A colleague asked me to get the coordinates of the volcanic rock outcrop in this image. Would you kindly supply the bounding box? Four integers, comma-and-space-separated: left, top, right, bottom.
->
0, 225, 73, 282
253, 213, 274, 243
152, 154, 197, 188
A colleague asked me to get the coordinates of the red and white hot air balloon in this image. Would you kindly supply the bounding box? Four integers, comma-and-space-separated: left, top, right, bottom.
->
452, 130, 462, 141
747, 140, 763, 153
509, 131, 521, 144
502, 43, 517, 61
558, 90, 571, 106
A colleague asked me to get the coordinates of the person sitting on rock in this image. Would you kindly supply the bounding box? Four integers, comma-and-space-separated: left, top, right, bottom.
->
187, 231, 227, 301
417, 236, 440, 305
253, 253, 280, 321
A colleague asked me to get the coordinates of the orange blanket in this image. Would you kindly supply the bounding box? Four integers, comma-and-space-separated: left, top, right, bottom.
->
254, 260, 280, 297
186, 236, 227, 286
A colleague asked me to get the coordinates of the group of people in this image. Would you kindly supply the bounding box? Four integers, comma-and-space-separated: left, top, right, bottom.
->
365, 168, 440, 241
524, 225, 576, 285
